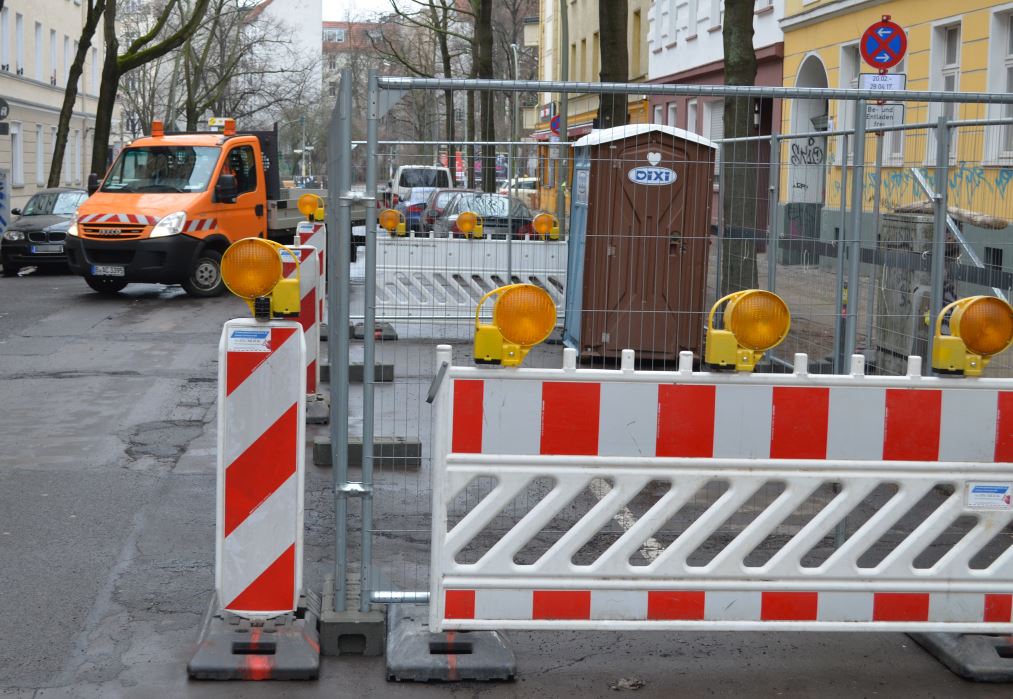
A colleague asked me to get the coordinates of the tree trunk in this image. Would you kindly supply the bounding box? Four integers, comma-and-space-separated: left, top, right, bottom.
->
49, 0, 105, 187
720, 0, 760, 295
597, 0, 628, 129
476, 0, 495, 193
90, 0, 120, 176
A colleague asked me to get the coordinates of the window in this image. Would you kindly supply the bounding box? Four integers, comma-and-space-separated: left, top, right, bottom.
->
929, 22, 961, 161
986, 246, 1004, 272
34, 22, 42, 80
10, 122, 23, 186
322, 28, 346, 43
62, 129, 70, 184
667, 102, 677, 127
592, 32, 600, 80
49, 30, 56, 84
90, 47, 98, 94
687, 0, 698, 36
1002, 14, 1013, 157
73, 128, 81, 183
632, 11, 642, 76
327, 55, 336, 70
328, 81, 336, 97
50, 126, 56, 166
0, 9, 9, 71
63, 35, 69, 84
703, 100, 723, 172
667, 1, 679, 43
653, 105, 663, 124
650, 2, 663, 51
14, 13, 23, 74
225, 146, 258, 194
35, 124, 44, 185
709, 0, 723, 28
687, 99, 698, 134
885, 58, 906, 163
72, 40, 78, 87
102, 146, 222, 192
580, 38, 586, 81
570, 42, 576, 79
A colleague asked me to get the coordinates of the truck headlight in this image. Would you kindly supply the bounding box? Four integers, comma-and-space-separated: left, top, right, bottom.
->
2, 230, 24, 241
149, 211, 187, 238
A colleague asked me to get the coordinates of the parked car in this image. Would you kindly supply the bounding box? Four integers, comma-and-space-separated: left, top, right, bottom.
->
1, 188, 88, 276
497, 177, 539, 210
388, 165, 452, 207
395, 187, 437, 232
432, 193, 534, 239
421, 187, 478, 232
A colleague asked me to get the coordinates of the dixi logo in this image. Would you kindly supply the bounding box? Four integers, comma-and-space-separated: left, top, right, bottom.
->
627, 166, 677, 186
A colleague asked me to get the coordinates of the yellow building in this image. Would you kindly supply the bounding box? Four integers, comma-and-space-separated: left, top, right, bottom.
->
528, 0, 652, 211
780, 0, 1013, 221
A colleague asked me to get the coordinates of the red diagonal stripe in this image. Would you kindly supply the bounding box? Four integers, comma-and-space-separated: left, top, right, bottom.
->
224, 403, 298, 536
226, 326, 298, 397
225, 543, 295, 613
299, 288, 316, 331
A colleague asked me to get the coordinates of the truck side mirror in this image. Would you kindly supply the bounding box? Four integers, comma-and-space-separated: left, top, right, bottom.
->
87, 173, 99, 195
215, 173, 238, 203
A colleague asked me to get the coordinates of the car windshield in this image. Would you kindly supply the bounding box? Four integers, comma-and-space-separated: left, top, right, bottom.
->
452, 194, 529, 218
22, 191, 87, 216
399, 169, 449, 188
101, 146, 221, 193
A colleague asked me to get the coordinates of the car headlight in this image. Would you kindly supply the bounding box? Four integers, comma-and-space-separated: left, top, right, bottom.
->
2, 229, 24, 241
149, 211, 187, 238
67, 214, 79, 237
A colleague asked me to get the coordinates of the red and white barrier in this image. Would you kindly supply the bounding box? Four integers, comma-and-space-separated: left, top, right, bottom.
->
216, 319, 306, 616
297, 221, 326, 326
281, 246, 321, 395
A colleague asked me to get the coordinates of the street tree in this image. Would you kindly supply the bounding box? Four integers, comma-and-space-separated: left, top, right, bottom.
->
90, 0, 211, 177
720, 0, 760, 294
48, 0, 107, 187
597, 0, 628, 129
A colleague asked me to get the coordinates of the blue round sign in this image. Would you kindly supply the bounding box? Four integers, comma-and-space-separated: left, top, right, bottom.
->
550, 114, 561, 135
860, 19, 907, 70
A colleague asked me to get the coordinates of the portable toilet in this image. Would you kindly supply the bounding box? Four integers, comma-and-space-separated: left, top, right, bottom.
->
563, 124, 717, 362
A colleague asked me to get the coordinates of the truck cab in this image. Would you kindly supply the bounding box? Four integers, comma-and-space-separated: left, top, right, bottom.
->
66, 119, 298, 296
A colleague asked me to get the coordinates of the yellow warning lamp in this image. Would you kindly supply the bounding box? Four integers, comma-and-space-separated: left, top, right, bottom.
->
532, 212, 560, 240
474, 284, 556, 367
297, 193, 324, 222
457, 210, 484, 239
378, 208, 406, 236
931, 296, 1013, 376
705, 289, 791, 372
221, 238, 301, 320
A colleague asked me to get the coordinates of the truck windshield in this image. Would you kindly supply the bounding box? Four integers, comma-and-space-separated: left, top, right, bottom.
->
101, 146, 221, 193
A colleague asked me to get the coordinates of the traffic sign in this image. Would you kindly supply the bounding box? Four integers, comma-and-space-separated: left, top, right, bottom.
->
550, 114, 561, 135
860, 18, 907, 70
859, 73, 907, 92
0, 98, 9, 121
865, 103, 905, 130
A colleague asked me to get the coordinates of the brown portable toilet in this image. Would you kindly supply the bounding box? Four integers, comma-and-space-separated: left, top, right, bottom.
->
563, 124, 717, 362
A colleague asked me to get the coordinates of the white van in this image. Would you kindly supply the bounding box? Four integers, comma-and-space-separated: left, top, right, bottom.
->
389, 166, 452, 205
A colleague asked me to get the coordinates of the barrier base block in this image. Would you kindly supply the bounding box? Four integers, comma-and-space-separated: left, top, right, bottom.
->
352, 322, 398, 341
320, 361, 395, 384
306, 394, 330, 425
187, 593, 321, 681
320, 572, 385, 656
320, 322, 328, 342
911, 633, 1013, 682
386, 604, 515, 683
312, 435, 421, 469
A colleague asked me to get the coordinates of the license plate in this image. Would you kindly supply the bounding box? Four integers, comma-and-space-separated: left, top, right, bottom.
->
31, 244, 64, 253
91, 265, 125, 277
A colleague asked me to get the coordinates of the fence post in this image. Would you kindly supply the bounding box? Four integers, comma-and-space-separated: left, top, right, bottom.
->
844, 99, 867, 364
832, 133, 849, 374
865, 132, 885, 354
328, 67, 353, 612
361, 70, 380, 613
766, 128, 781, 292
927, 114, 950, 373
715, 143, 725, 296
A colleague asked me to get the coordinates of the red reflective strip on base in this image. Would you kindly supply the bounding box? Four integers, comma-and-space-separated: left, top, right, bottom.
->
225, 327, 297, 396
540, 383, 601, 455
444, 590, 476, 619
647, 591, 705, 620
656, 385, 715, 457
883, 389, 941, 461
995, 392, 1013, 462
873, 592, 930, 622
226, 544, 295, 613
761, 591, 818, 621
300, 288, 316, 331
532, 590, 591, 620
770, 387, 829, 459
307, 359, 317, 395
452, 380, 484, 453
224, 403, 298, 536
985, 594, 1013, 623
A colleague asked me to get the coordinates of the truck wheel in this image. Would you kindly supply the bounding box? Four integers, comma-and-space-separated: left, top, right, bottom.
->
85, 276, 128, 294
183, 249, 225, 297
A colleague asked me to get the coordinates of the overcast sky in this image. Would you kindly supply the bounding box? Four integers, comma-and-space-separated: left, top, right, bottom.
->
323, 0, 392, 21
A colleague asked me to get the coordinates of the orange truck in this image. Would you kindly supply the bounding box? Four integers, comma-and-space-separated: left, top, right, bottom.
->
66, 119, 325, 296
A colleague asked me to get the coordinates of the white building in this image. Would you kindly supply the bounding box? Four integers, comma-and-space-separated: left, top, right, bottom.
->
0, 0, 114, 209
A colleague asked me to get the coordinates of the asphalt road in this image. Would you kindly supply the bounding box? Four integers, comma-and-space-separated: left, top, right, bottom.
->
2, 267, 1013, 698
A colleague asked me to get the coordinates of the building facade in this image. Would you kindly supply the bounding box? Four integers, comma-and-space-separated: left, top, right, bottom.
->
0, 0, 111, 209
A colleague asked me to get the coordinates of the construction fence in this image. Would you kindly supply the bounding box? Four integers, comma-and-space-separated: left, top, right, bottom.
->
324, 72, 1013, 613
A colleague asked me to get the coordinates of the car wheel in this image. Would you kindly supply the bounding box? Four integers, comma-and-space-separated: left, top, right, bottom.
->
85, 276, 128, 294
182, 249, 225, 297
1, 261, 19, 277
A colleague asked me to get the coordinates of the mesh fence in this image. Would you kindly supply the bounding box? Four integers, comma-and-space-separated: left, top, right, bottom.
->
331, 75, 1013, 601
